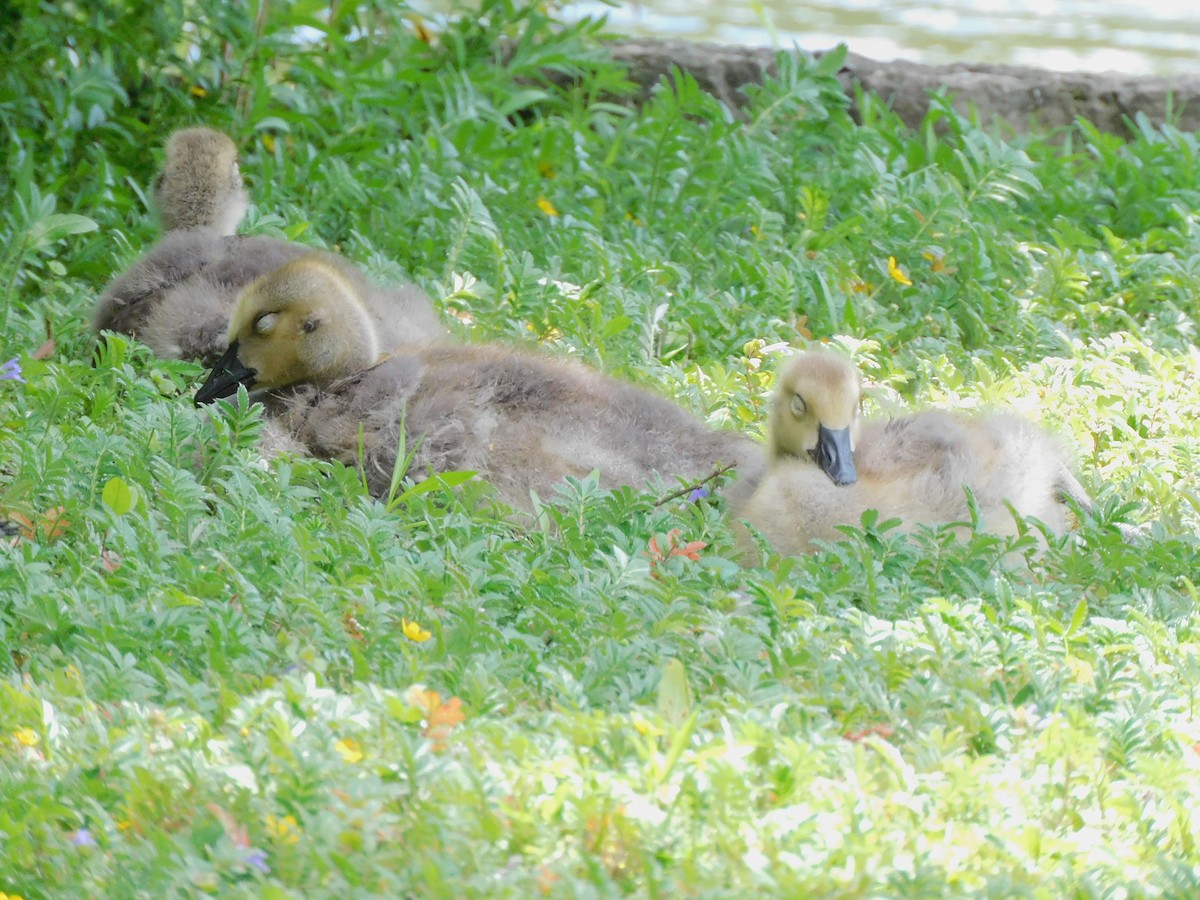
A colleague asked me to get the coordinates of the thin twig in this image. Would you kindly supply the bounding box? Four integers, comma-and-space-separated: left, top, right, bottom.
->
654, 461, 737, 507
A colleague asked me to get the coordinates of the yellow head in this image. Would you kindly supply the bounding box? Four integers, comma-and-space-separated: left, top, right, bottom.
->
768, 350, 862, 485
195, 255, 380, 404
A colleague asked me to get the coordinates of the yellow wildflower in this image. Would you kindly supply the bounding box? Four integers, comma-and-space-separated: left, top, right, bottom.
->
189, 84, 208, 98
335, 738, 363, 764
1, 892, 25, 900
536, 196, 559, 217
401, 619, 431, 643
887, 256, 912, 286
265, 814, 301, 845
921, 250, 941, 271
262, 133, 277, 153
631, 713, 663, 737
13, 727, 38, 747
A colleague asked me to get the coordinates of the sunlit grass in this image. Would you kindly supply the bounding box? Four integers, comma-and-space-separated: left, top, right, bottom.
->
1, 0, 1199, 894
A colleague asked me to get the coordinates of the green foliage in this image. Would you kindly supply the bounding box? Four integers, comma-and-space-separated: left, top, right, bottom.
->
1, 0, 1200, 895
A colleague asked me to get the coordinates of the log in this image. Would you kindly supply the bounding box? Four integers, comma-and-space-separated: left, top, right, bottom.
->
593, 37, 1200, 135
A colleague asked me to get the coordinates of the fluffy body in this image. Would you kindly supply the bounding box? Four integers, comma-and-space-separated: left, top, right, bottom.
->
199, 257, 764, 512
265, 344, 765, 511
736, 351, 1076, 556
152, 127, 248, 234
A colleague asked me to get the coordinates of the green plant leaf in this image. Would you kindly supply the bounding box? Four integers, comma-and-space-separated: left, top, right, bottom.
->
101, 476, 135, 517
1065, 598, 1089, 639
656, 658, 693, 726
26, 214, 98, 250
395, 470, 478, 504
814, 43, 849, 77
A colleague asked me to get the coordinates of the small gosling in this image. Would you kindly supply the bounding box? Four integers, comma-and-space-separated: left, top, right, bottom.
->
195, 255, 766, 512
736, 349, 1089, 557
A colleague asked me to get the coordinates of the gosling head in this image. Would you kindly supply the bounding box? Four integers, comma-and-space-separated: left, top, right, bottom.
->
153, 127, 248, 234
769, 350, 862, 486
195, 255, 381, 405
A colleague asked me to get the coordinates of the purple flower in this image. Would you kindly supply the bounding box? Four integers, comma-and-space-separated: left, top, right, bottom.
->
687, 487, 710, 502
70, 828, 97, 847
243, 847, 270, 873
1, 358, 23, 384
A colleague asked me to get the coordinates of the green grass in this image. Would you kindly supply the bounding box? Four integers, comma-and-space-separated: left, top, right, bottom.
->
2, 1, 1200, 895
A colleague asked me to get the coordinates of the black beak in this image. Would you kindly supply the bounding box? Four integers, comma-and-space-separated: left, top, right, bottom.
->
811, 424, 857, 486
195, 341, 257, 406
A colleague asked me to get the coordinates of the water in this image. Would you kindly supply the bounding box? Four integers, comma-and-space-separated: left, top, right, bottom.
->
567, 0, 1200, 76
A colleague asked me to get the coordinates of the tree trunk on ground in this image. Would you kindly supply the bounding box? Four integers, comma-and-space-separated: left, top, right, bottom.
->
591, 38, 1200, 136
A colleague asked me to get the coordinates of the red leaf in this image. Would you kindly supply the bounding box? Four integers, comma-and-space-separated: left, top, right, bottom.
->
10, 506, 70, 542
843, 724, 895, 743
409, 688, 466, 749
668, 540, 707, 562
647, 530, 706, 569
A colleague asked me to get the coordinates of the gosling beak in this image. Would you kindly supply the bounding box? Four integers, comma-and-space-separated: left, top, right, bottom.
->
811, 424, 857, 486
195, 341, 257, 406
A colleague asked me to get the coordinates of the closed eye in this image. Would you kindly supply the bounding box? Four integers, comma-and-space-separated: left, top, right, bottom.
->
253, 312, 278, 335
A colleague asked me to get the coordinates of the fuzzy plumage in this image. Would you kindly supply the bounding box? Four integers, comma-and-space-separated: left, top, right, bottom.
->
152, 128, 248, 234
736, 350, 1080, 556
265, 344, 765, 510
197, 256, 764, 512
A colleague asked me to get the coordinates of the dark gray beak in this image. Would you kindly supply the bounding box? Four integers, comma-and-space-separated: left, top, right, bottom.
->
195, 341, 257, 406
811, 424, 857, 485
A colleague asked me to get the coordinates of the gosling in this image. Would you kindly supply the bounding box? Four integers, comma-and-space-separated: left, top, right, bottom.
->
92, 127, 443, 365
735, 349, 1094, 557
194, 254, 766, 512
152, 127, 248, 234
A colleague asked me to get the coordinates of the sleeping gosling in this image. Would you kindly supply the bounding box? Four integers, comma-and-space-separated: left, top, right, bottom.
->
195, 254, 766, 512
735, 349, 1096, 557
